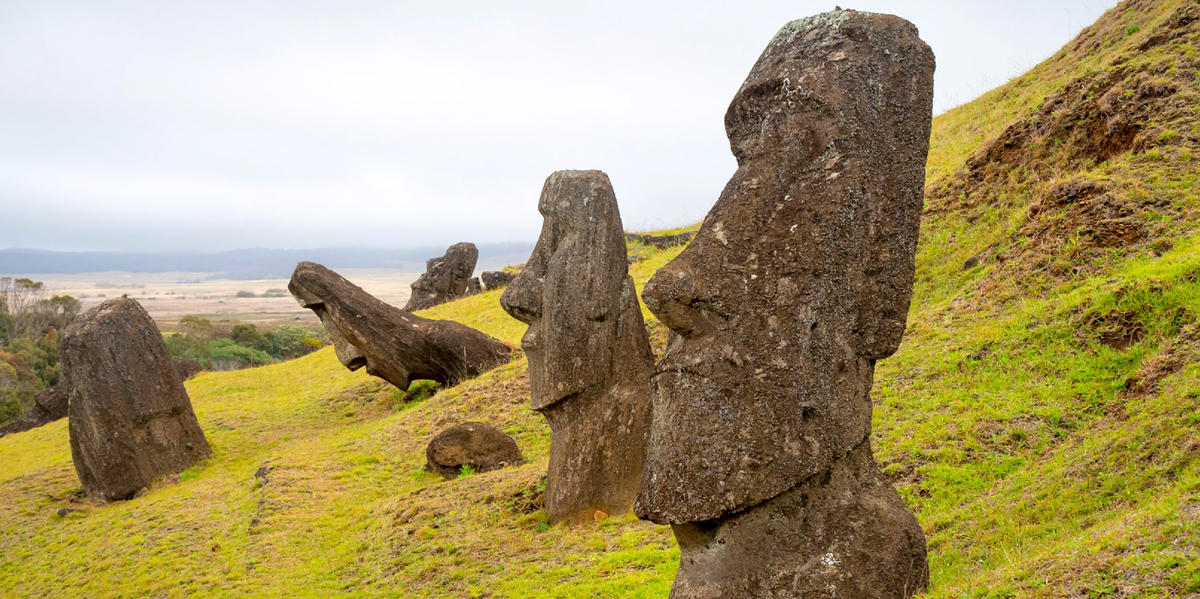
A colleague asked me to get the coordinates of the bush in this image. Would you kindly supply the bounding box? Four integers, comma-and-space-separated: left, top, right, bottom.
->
264, 325, 323, 360
163, 320, 323, 373
0, 385, 20, 426
235, 290, 256, 298
209, 339, 274, 370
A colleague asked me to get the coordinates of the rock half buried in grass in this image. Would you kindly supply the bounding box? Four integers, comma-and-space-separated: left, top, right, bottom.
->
173, 358, 203, 380
289, 261, 511, 389
425, 422, 524, 479
404, 242, 479, 311
501, 170, 655, 525
62, 297, 211, 502
480, 270, 515, 290
0, 383, 69, 438
634, 9, 934, 597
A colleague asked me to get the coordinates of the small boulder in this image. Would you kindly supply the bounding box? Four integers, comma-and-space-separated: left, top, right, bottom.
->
480, 270, 516, 290
466, 277, 482, 296
641, 232, 694, 249
173, 358, 203, 380
425, 422, 524, 480
0, 384, 69, 438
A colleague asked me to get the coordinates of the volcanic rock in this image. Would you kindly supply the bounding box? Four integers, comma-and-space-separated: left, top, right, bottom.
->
501, 170, 655, 524
173, 358, 203, 380
289, 261, 511, 389
480, 270, 515, 290
466, 277, 482, 296
63, 298, 211, 501
641, 232, 693, 249
633, 10, 934, 597
0, 384, 69, 438
404, 242, 478, 311
424, 421, 524, 479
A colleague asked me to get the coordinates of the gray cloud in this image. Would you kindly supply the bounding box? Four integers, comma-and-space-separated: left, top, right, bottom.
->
0, 0, 1115, 251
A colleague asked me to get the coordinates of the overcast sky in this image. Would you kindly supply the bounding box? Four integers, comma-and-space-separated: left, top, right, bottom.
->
0, 0, 1116, 252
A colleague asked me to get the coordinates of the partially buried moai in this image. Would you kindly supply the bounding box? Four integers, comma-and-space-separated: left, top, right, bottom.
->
63, 297, 211, 502
634, 10, 935, 598
501, 170, 655, 525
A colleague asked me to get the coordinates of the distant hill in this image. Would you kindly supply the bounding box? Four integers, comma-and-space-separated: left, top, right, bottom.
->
0, 243, 535, 279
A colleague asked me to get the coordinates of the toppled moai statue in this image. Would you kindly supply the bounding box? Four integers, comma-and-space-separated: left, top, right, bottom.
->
634, 10, 934, 597
425, 421, 525, 479
480, 270, 515, 290
62, 298, 211, 501
404, 242, 479, 311
0, 384, 69, 438
290, 261, 510, 389
501, 170, 655, 525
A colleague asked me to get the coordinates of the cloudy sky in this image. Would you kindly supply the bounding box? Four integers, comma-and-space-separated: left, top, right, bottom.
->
1, 0, 1115, 252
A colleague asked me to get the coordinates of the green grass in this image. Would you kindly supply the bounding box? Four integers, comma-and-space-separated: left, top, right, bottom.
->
5, 1, 1200, 596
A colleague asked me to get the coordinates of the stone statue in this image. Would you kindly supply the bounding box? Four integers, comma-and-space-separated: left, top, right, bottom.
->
634, 10, 935, 597
501, 170, 655, 524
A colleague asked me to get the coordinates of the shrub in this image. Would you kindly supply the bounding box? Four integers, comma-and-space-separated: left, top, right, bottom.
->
209, 339, 274, 370
235, 290, 256, 298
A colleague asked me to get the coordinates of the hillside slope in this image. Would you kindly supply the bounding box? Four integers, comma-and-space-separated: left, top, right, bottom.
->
3, 1, 1200, 596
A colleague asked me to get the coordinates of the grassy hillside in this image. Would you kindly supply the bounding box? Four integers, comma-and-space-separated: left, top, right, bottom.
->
3, 0, 1200, 596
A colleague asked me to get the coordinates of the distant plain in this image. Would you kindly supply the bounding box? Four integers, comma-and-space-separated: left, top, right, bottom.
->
3, 270, 420, 332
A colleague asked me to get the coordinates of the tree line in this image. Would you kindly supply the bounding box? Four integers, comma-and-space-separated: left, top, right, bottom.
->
0, 278, 80, 425
0, 277, 328, 427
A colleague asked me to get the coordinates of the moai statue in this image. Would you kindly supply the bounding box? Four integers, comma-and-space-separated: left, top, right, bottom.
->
501, 170, 655, 524
62, 298, 211, 501
290, 261, 510, 389
404, 242, 479, 311
634, 10, 935, 598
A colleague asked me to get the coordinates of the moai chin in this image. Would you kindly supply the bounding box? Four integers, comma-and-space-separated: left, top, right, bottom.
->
501, 170, 655, 525
634, 10, 935, 598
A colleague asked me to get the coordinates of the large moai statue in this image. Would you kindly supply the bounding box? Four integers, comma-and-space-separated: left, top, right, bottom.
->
62, 298, 211, 501
634, 10, 935, 597
290, 261, 511, 389
501, 170, 655, 524
404, 242, 479, 311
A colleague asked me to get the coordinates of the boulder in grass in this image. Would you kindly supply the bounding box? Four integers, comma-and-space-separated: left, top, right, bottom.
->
63, 297, 211, 502
424, 422, 524, 479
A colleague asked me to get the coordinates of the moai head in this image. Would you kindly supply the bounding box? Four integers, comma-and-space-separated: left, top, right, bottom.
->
635, 9, 935, 524
290, 264, 371, 373
500, 170, 628, 411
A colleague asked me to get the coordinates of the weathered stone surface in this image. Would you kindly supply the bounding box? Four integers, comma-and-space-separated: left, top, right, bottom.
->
404, 242, 478, 311
173, 358, 203, 380
480, 270, 515, 290
424, 421, 524, 479
669, 441, 928, 597
501, 170, 655, 525
289, 261, 511, 389
63, 298, 211, 501
625, 232, 694, 249
642, 232, 694, 249
466, 277, 482, 296
634, 9, 934, 597
0, 384, 68, 438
